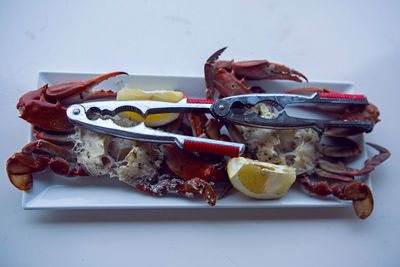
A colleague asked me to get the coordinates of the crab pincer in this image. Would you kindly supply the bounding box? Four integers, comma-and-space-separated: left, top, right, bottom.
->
205, 47, 307, 99
17, 71, 127, 132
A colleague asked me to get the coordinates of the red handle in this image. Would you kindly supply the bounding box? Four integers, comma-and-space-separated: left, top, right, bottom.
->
183, 140, 240, 157
186, 98, 216, 104
318, 92, 366, 100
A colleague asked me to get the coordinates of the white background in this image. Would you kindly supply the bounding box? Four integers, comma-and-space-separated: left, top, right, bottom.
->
1, 0, 399, 266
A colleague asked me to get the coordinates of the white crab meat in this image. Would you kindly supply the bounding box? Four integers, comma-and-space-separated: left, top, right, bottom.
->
71, 127, 163, 186
241, 104, 321, 175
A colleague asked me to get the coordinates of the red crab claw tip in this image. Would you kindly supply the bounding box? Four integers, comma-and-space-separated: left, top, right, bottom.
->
291, 69, 308, 82
205, 48, 227, 98
268, 62, 308, 82
207, 47, 227, 64
83, 71, 129, 88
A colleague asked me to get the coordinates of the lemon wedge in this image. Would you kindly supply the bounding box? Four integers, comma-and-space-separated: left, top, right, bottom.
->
227, 157, 296, 199
117, 88, 184, 127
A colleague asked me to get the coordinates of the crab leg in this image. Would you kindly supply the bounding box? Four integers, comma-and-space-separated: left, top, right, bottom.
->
297, 176, 342, 197
6, 140, 88, 191
314, 168, 354, 183
298, 142, 389, 219
21, 140, 76, 161
32, 127, 74, 146
318, 143, 390, 177
318, 159, 361, 177
319, 137, 361, 158
133, 175, 217, 206
360, 143, 391, 175
296, 177, 373, 219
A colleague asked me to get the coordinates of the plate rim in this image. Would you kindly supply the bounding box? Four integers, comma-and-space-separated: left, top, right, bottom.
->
38, 70, 356, 87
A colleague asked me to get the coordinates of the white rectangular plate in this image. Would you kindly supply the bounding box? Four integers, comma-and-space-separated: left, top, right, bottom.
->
22, 72, 371, 209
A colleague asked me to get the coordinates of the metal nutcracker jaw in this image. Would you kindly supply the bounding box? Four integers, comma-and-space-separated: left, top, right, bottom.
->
70, 98, 214, 119
66, 103, 245, 157
211, 92, 374, 134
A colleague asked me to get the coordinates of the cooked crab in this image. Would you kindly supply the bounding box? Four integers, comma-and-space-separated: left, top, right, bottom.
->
6, 72, 229, 205
204, 47, 390, 219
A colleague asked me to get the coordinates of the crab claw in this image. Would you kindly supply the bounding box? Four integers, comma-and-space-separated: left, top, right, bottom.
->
6, 152, 48, 190
205, 47, 253, 98
343, 181, 374, 220
218, 60, 308, 82
296, 176, 375, 219
205, 47, 228, 99
205, 47, 307, 99
19, 97, 73, 132
17, 71, 127, 131
17, 71, 127, 109
6, 140, 88, 191
44, 71, 128, 105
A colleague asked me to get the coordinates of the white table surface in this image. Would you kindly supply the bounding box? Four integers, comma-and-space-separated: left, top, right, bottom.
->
1, 0, 399, 266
